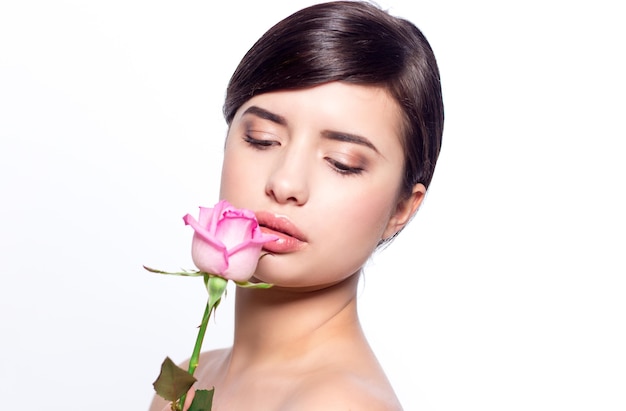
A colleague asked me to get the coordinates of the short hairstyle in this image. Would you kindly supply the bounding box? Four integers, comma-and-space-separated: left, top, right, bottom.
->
223, 0, 444, 193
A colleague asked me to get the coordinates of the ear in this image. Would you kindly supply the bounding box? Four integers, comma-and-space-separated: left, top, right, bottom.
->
382, 183, 426, 240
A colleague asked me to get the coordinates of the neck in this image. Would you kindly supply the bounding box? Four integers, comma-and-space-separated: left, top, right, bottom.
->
227, 272, 363, 369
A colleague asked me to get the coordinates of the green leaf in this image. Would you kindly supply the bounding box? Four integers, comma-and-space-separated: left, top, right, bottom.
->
153, 357, 197, 402
188, 388, 215, 411
143, 265, 204, 277
234, 280, 273, 289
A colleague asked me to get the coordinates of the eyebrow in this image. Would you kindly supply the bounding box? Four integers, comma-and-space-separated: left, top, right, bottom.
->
242, 105, 287, 126
242, 105, 380, 154
321, 130, 380, 154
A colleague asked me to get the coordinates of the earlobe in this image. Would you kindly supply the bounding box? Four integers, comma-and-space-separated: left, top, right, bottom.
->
382, 183, 426, 240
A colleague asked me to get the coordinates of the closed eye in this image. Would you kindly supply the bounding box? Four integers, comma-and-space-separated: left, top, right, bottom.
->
244, 135, 279, 149
325, 158, 364, 176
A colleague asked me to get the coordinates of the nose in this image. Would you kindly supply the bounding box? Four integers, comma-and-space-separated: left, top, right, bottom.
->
265, 146, 310, 206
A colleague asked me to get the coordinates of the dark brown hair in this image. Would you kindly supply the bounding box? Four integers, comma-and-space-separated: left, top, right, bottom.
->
223, 0, 444, 193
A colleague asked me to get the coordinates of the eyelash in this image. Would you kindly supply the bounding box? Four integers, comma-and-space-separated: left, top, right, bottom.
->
244, 135, 363, 176
325, 158, 364, 176
244, 135, 277, 150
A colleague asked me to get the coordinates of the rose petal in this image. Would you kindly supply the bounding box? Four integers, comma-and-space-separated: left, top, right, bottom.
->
190, 233, 229, 275
197, 206, 216, 227
201, 201, 228, 234
215, 215, 256, 249
183, 213, 224, 249
183, 200, 277, 280
183, 212, 229, 275
222, 243, 265, 281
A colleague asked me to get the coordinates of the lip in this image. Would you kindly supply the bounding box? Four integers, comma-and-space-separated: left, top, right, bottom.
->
255, 211, 307, 253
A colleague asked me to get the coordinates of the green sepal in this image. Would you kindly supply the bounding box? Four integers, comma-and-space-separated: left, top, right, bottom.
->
143, 265, 204, 277
204, 275, 228, 313
152, 357, 197, 402
188, 388, 215, 411
233, 280, 273, 289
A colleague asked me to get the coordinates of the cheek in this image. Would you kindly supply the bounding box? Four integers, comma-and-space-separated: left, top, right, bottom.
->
219, 142, 255, 204
219, 154, 235, 200
303, 189, 395, 283
318, 183, 397, 250
353, 193, 394, 238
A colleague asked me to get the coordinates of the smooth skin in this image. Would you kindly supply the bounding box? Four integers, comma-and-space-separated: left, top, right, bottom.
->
150, 82, 425, 411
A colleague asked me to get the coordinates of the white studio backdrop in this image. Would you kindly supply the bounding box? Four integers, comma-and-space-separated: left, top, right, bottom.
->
1, 1, 624, 410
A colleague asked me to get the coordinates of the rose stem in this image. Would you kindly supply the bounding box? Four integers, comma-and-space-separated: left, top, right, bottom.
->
178, 275, 226, 410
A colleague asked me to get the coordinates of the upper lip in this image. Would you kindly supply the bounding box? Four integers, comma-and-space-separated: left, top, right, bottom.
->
254, 211, 307, 242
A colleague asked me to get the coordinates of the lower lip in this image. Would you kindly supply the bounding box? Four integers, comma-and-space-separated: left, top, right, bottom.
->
260, 227, 306, 253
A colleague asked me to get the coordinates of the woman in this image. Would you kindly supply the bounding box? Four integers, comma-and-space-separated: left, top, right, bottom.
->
151, 1, 443, 409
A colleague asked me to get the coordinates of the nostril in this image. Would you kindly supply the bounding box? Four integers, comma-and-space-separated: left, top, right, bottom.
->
265, 156, 310, 205
265, 179, 308, 206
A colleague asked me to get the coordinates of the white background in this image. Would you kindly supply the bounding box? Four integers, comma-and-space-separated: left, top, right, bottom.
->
1, 1, 624, 410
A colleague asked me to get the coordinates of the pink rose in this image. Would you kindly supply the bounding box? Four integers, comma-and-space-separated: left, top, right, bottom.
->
182, 200, 276, 282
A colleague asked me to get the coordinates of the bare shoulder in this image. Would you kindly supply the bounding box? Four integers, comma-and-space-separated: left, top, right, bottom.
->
283, 370, 404, 411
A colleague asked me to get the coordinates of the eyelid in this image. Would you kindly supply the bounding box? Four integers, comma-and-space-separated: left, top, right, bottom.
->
324, 153, 366, 176
246, 127, 278, 139
243, 129, 281, 150
326, 158, 364, 176
244, 134, 277, 146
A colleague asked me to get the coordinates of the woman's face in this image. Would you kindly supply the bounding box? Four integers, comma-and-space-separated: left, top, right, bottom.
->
220, 82, 423, 290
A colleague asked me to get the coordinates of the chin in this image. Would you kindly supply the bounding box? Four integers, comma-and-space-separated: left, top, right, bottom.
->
251, 263, 361, 292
